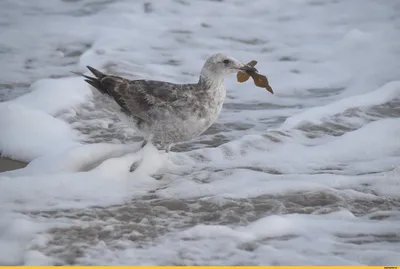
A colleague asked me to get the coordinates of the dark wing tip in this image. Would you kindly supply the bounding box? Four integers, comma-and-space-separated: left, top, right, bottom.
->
71, 70, 96, 81
86, 66, 105, 79
70, 71, 82, 76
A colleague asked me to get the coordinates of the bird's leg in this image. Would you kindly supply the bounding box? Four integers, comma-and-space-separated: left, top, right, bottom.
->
165, 143, 172, 153
150, 143, 173, 180
140, 140, 147, 148
154, 143, 171, 156
129, 139, 148, 172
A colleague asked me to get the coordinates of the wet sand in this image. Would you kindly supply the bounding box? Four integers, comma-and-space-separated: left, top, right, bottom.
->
0, 157, 27, 173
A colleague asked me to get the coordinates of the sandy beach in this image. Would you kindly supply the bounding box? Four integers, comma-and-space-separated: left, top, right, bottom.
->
0, 157, 27, 173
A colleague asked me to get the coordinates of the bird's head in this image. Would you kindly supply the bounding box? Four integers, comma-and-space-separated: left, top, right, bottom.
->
200, 53, 257, 82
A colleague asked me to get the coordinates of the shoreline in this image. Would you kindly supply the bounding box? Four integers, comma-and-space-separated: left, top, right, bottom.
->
0, 157, 27, 173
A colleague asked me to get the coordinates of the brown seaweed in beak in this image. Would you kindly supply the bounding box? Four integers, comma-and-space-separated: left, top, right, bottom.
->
237, 72, 250, 83
252, 73, 274, 94
237, 60, 274, 94
237, 60, 257, 82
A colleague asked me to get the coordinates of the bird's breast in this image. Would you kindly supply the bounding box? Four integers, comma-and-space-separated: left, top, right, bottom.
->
149, 85, 227, 144
193, 85, 226, 127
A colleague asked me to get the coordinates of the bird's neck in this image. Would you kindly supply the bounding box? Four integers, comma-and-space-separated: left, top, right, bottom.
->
198, 71, 224, 90
198, 72, 226, 108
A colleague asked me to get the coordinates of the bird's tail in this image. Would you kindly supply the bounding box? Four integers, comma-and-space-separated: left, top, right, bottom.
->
72, 66, 108, 95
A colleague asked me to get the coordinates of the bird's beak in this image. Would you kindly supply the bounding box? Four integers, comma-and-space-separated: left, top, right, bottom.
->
238, 64, 258, 73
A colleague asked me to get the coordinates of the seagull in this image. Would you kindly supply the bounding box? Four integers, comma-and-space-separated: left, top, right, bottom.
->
76, 53, 257, 172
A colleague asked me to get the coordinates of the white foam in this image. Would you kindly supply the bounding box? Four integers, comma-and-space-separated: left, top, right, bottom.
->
0, 76, 93, 162
0, 103, 79, 162
0, 143, 165, 211
282, 81, 400, 129
156, 117, 400, 202
0, 212, 42, 265
76, 211, 400, 265
10, 77, 92, 116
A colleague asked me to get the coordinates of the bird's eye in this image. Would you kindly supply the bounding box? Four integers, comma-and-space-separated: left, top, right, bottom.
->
223, 59, 230, 65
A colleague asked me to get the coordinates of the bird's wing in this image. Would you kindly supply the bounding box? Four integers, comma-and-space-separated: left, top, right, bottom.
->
80, 66, 195, 122
99, 76, 190, 121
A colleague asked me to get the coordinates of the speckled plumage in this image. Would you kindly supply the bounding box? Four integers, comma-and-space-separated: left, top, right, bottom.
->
79, 53, 247, 151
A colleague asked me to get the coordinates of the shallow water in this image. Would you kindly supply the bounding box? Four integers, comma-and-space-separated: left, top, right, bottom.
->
1, 0, 400, 265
